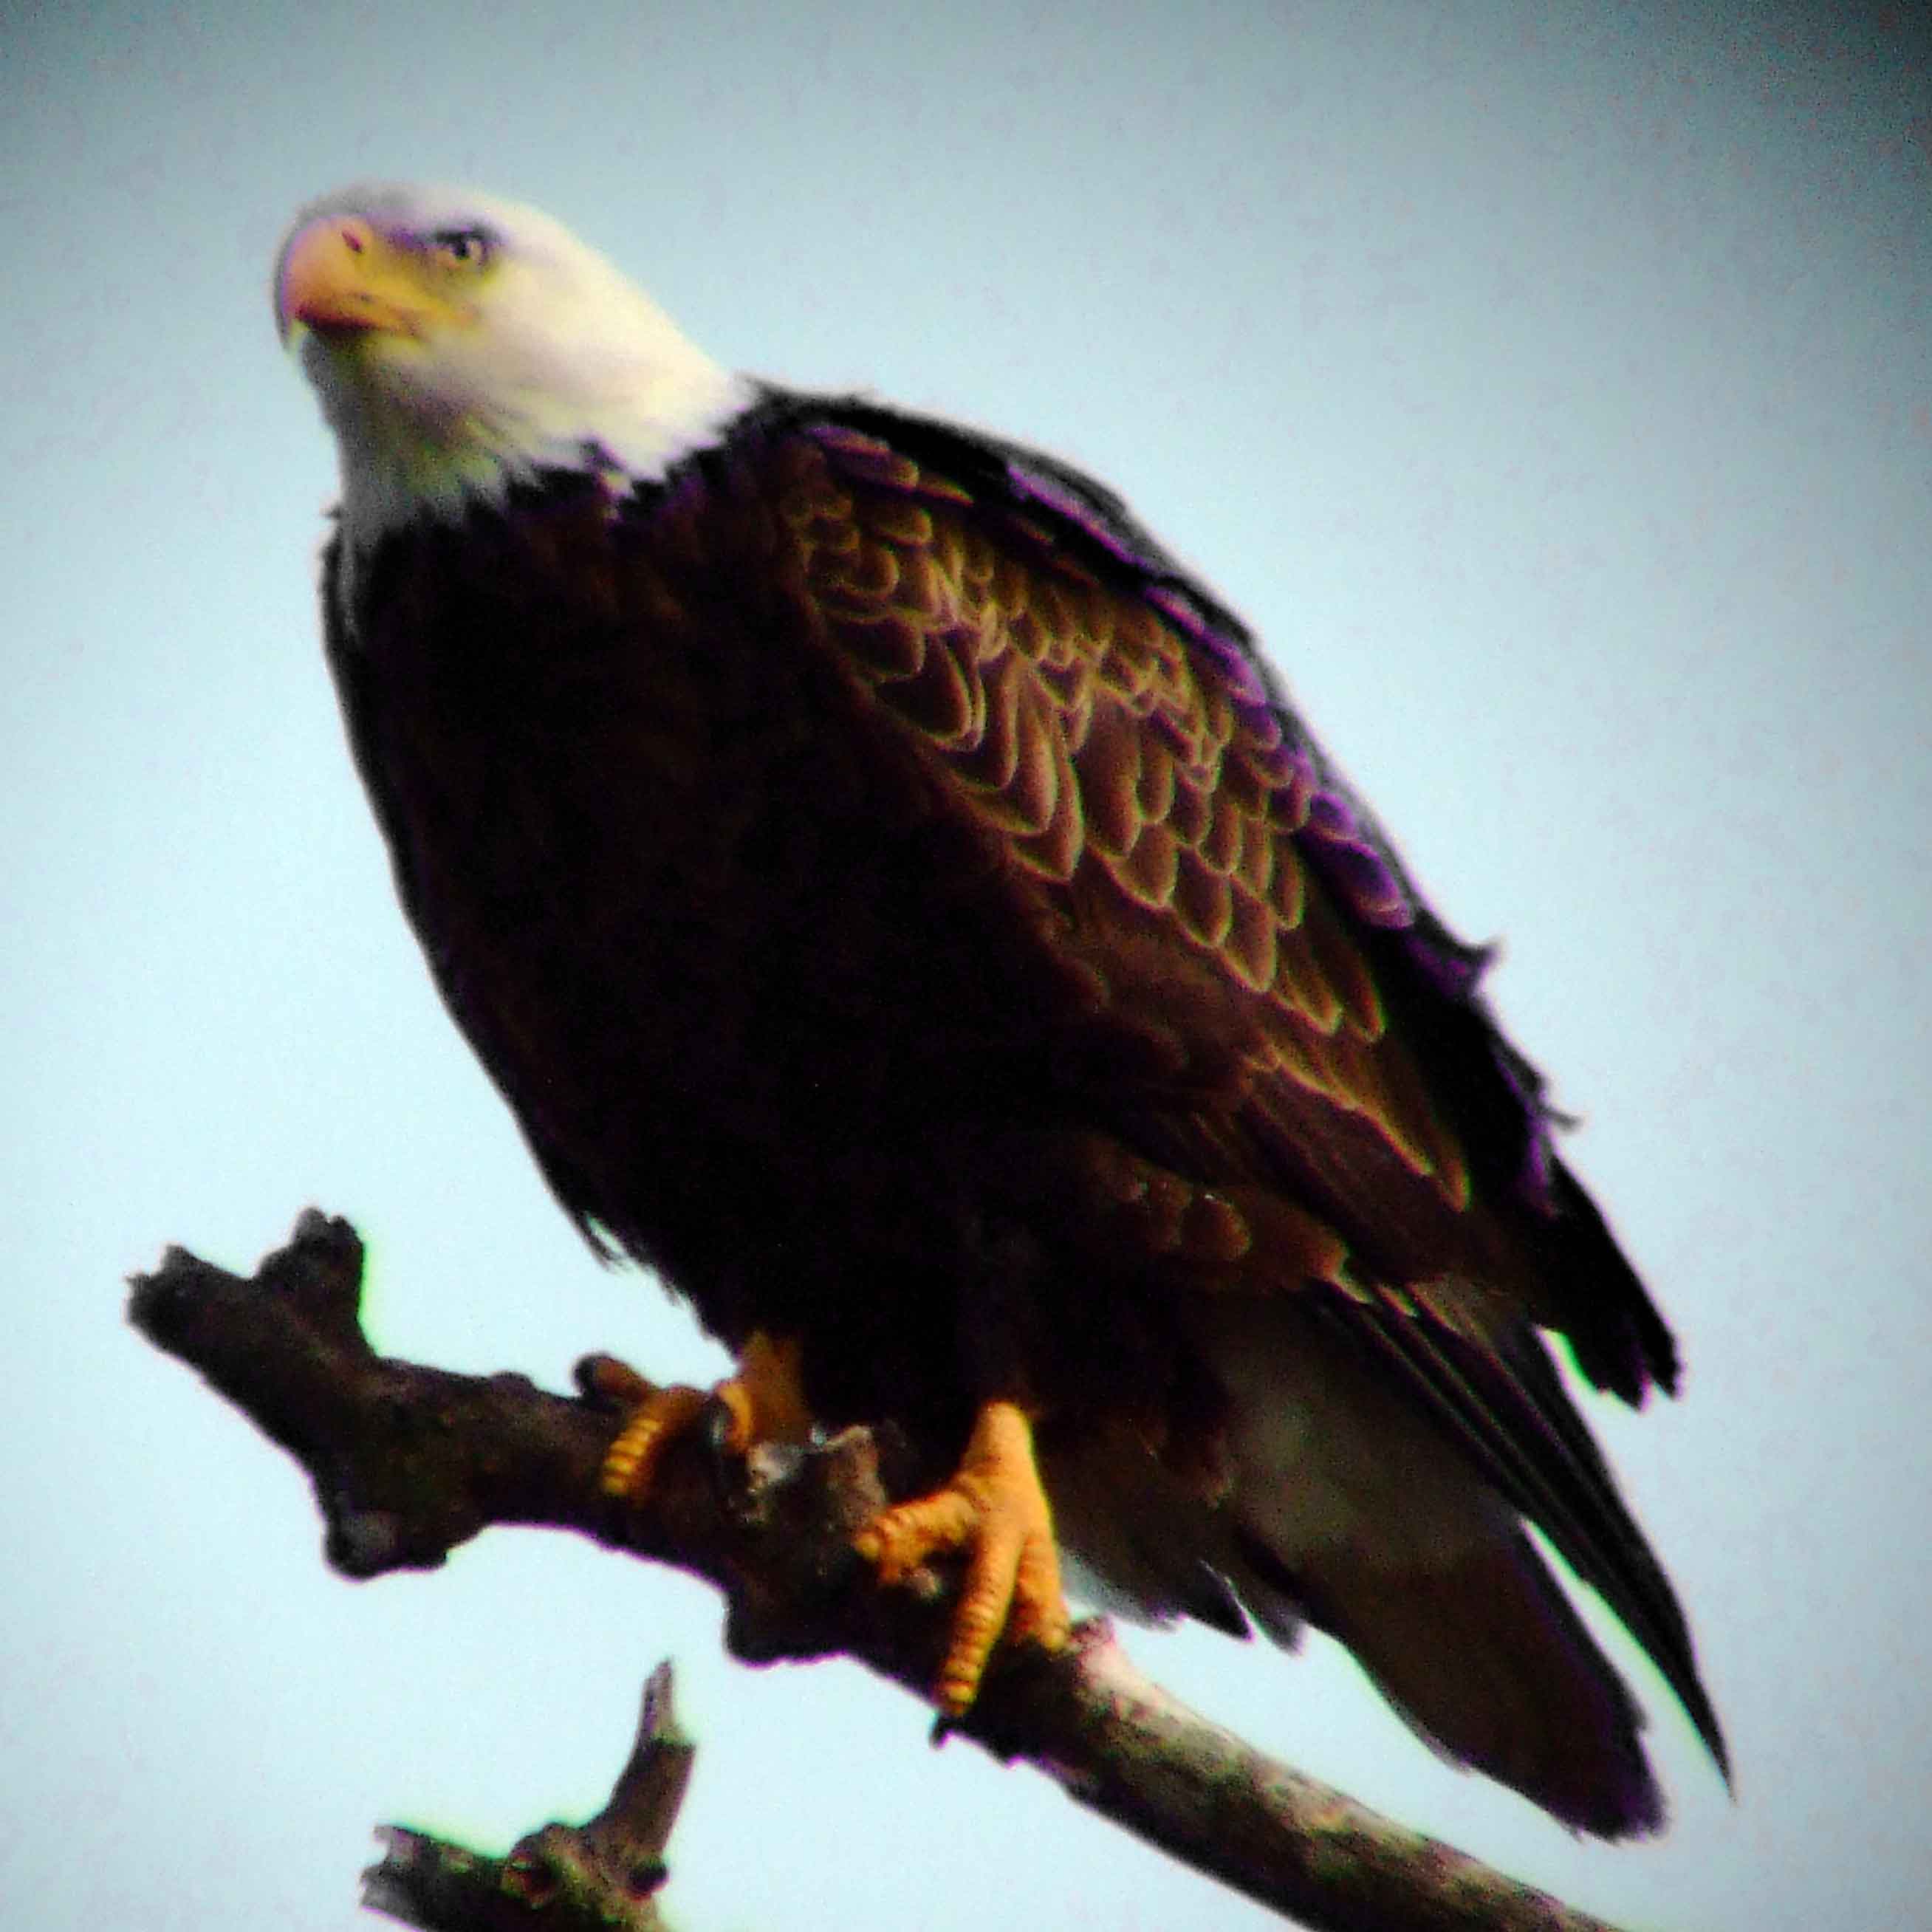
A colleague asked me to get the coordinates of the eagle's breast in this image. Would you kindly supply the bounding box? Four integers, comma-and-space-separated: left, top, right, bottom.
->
329, 437, 1145, 1431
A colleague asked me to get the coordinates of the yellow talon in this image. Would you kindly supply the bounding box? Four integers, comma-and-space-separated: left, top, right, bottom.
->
600, 1384, 713, 1498
855, 1399, 1072, 1714
597, 1331, 812, 1503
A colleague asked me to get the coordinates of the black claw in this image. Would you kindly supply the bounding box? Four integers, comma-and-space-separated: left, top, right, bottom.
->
699, 1393, 747, 1505
574, 1352, 645, 1409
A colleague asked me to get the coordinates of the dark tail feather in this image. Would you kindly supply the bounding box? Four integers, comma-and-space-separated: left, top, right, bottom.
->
1287, 1533, 1665, 1837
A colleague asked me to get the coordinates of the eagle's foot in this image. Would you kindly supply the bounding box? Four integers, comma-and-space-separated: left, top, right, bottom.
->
854, 1399, 1071, 1715
596, 1331, 811, 1503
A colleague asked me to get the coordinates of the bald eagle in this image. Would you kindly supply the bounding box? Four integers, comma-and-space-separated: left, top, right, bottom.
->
275, 184, 1724, 1836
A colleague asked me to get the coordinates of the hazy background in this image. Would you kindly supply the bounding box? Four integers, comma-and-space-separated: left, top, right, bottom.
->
5, 3, 1928, 1927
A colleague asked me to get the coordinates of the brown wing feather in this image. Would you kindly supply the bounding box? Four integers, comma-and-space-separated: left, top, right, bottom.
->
776, 418, 1724, 1781
789, 424, 1487, 1275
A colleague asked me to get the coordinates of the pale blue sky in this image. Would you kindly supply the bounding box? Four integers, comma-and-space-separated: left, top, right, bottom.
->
5, 4, 1929, 1928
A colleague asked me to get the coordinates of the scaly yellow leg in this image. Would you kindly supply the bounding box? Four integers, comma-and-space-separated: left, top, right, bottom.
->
599, 1331, 812, 1501
854, 1400, 1072, 1715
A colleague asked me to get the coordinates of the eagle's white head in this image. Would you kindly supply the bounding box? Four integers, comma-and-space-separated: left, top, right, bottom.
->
275, 185, 749, 550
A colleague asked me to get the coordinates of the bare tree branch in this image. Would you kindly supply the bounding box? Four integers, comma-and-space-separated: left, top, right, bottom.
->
363, 1662, 693, 1931
129, 1209, 1626, 1932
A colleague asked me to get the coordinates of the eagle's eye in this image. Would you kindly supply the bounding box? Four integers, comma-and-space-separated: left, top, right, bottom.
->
430, 228, 492, 270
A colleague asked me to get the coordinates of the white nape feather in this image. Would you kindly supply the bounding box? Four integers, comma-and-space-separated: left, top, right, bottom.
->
280, 185, 751, 556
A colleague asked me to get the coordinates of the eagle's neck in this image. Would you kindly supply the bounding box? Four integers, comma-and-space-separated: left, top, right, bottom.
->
313, 337, 754, 563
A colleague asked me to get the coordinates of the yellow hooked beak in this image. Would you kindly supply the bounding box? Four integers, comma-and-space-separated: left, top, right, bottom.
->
275, 215, 463, 344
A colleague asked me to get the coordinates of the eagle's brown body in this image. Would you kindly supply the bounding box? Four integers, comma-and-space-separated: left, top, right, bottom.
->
323, 390, 1723, 1832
